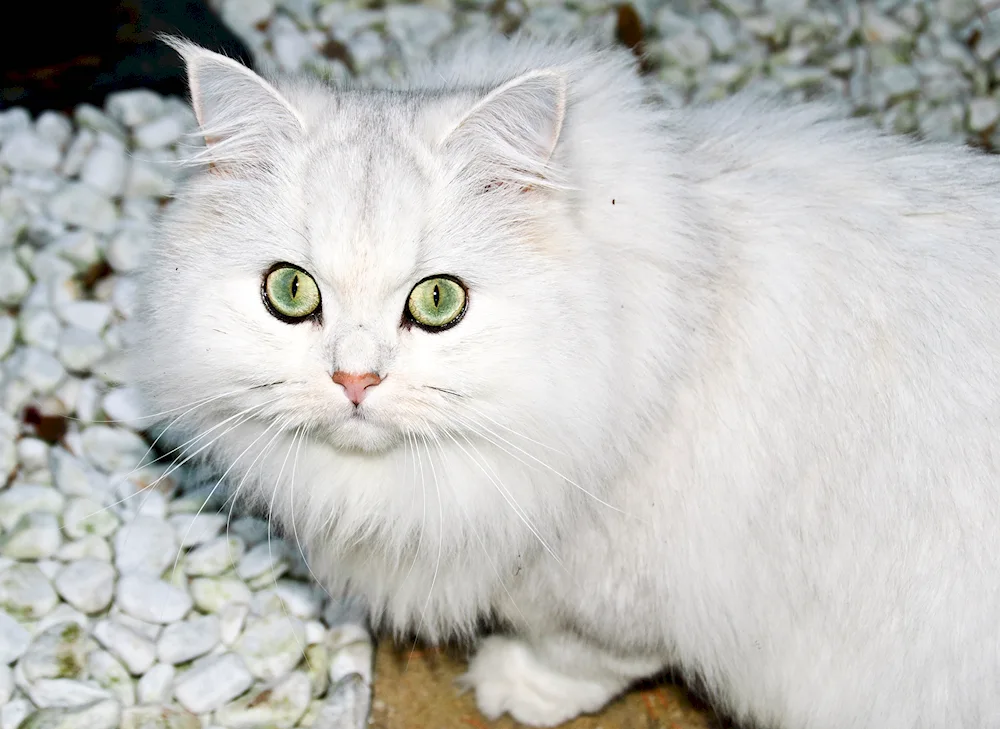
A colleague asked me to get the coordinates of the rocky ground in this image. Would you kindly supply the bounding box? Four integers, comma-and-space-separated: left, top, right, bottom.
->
1, 1, 999, 728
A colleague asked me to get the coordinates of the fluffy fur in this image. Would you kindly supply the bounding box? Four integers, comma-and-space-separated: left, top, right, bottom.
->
131, 33, 1000, 729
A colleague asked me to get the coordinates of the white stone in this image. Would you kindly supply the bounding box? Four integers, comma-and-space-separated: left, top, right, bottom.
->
56, 536, 112, 563
92, 619, 156, 675
968, 97, 1000, 133
31, 604, 89, 636
110, 277, 138, 319
57, 301, 112, 334
234, 615, 306, 681
50, 449, 97, 497
136, 663, 174, 704
0, 663, 10, 704
24, 678, 113, 708
123, 156, 175, 198
106, 227, 150, 273
215, 670, 312, 729
101, 387, 145, 429
109, 609, 161, 643
11, 347, 67, 394
218, 603, 249, 646
0, 609, 30, 664
0, 486, 64, 531
86, 649, 135, 706
17, 437, 49, 471
0, 131, 61, 171
80, 138, 128, 197
173, 652, 254, 714
19, 622, 90, 681
21, 308, 62, 352
120, 705, 199, 729
273, 580, 324, 620
190, 577, 252, 613
184, 535, 244, 577
237, 541, 289, 581
1, 512, 62, 560
0, 699, 31, 729
133, 115, 186, 149
0, 315, 15, 358
0, 108, 32, 142
57, 327, 108, 373
54, 559, 116, 614
36, 112, 73, 149
47, 183, 118, 234
116, 575, 192, 624
62, 498, 120, 540
60, 129, 96, 178
0, 253, 30, 306
113, 515, 177, 577
221, 0, 275, 29
74, 105, 125, 139
15, 698, 121, 729
156, 614, 219, 664
106, 90, 165, 128
80, 425, 148, 473
386, 5, 453, 51
169, 512, 225, 548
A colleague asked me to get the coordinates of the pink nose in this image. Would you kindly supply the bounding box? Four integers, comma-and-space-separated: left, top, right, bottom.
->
332, 371, 382, 406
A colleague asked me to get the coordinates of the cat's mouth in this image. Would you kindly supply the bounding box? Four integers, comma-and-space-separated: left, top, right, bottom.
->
331, 406, 397, 453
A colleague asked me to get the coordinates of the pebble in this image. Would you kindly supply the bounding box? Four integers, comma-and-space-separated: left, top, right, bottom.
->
173, 653, 254, 714
1, 699, 31, 729
10, 347, 67, 393
101, 387, 145, 428
215, 670, 312, 728
136, 662, 174, 704
0, 486, 65, 530
54, 560, 116, 614
156, 614, 219, 664
46, 183, 118, 234
58, 301, 112, 334
120, 705, 199, 729
50, 450, 97, 498
1, 512, 62, 560
114, 515, 178, 576
16, 698, 121, 729
62, 498, 120, 540
133, 116, 187, 149
106, 90, 165, 128
237, 542, 289, 582
189, 577, 252, 613
0, 131, 62, 172
0, 254, 31, 306
86, 649, 136, 706
116, 575, 192, 624
18, 622, 90, 681
0, 663, 10, 704
92, 619, 156, 675
219, 603, 250, 647
0, 609, 31, 664
106, 227, 150, 273
23, 678, 113, 708
0, 564, 59, 620
80, 425, 149, 473
58, 327, 108, 373
234, 615, 306, 681
169, 512, 226, 548
56, 536, 113, 563
183, 535, 244, 577
21, 309, 63, 352
36, 112, 73, 149
80, 138, 128, 197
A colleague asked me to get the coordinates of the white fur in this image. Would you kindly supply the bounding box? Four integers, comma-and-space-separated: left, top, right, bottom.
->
132, 33, 1000, 729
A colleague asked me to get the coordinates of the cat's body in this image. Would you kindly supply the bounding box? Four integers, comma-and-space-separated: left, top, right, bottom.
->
133, 34, 1000, 729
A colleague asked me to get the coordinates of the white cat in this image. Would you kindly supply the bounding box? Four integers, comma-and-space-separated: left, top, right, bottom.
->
131, 33, 1000, 729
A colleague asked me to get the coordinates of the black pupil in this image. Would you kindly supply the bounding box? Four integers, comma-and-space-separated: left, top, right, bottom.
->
433, 284, 440, 307
291, 274, 299, 299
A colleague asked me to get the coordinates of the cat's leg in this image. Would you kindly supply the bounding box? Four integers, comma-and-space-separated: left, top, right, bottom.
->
462, 632, 664, 727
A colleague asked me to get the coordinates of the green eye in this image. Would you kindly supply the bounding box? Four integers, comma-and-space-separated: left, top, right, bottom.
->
406, 275, 467, 331
263, 264, 321, 322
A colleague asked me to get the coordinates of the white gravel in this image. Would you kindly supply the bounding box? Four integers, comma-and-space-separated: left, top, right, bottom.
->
3, 0, 998, 727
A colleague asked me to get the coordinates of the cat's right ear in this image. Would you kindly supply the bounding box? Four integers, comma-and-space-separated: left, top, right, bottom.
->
163, 36, 305, 173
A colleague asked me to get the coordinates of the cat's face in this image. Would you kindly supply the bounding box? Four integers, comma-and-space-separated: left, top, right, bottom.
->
134, 44, 614, 467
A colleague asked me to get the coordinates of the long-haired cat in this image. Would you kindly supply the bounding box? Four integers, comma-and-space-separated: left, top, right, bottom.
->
131, 33, 1000, 729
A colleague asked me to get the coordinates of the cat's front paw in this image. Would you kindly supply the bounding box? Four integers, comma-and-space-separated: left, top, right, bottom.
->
461, 636, 618, 727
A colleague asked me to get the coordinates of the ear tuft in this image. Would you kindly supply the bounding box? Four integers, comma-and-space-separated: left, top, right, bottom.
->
161, 35, 305, 172
443, 69, 569, 189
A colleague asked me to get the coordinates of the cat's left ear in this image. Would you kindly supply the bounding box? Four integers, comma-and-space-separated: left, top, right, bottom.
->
442, 69, 568, 189
163, 36, 305, 172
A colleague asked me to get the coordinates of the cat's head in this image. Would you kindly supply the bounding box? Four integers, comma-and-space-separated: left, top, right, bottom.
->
129, 37, 672, 572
